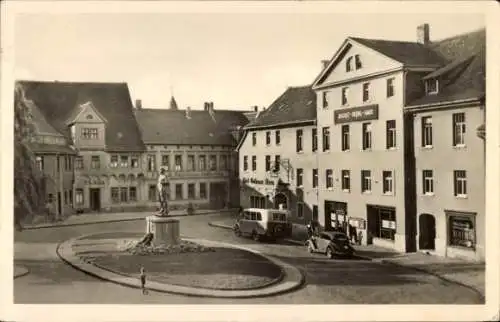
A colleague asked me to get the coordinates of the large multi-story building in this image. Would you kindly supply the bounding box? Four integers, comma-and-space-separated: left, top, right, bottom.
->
237, 86, 318, 225
20, 81, 147, 213
405, 29, 485, 261
134, 100, 249, 210
311, 24, 485, 257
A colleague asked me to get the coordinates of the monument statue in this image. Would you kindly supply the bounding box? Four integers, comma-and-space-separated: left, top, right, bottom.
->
157, 167, 169, 216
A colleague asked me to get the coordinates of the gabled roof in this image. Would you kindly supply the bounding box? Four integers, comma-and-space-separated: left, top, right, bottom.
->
135, 108, 249, 146
349, 37, 447, 67
244, 86, 316, 129
65, 101, 108, 125
18, 81, 146, 152
407, 29, 485, 107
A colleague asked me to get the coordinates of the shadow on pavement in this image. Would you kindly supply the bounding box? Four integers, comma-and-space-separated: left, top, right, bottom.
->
14, 259, 98, 284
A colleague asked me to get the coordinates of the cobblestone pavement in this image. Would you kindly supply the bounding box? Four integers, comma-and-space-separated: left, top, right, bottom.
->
14, 212, 484, 304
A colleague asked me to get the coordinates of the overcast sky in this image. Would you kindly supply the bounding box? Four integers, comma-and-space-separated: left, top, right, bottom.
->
14, 10, 485, 111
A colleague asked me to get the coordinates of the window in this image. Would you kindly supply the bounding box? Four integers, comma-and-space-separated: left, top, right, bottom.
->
341, 125, 350, 151
346, 57, 353, 72
57, 156, 60, 172
387, 78, 395, 97
342, 170, 351, 192
422, 116, 433, 147
252, 132, 257, 146
386, 120, 396, 149
312, 169, 318, 188
74, 156, 83, 170
200, 183, 207, 199
221, 155, 229, 170
75, 189, 84, 205
297, 202, 304, 218
175, 155, 183, 171
131, 155, 139, 168
110, 155, 118, 168
147, 155, 156, 171
275, 130, 281, 145
266, 131, 271, 145
64, 156, 71, 171
35, 156, 44, 171
322, 127, 330, 151
326, 169, 333, 189
322, 91, 329, 108
175, 184, 183, 200
453, 113, 466, 146
362, 122, 372, 150
161, 155, 170, 169
422, 170, 434, 195
362, 83, 370, 102
383, 171, 394, 194
426, 79, 439, 94
243, 156, 248, 171
312, 128, 318, 152
454, 170, 467, 197
274, 155, 280, 172
341, 87, 349, 105
82, 128, 98, 139
199, 155, 206, 170
188, 183, 195, 199
361, 170, 372, 193
250, 196, 266, 209
448, 213, 475, 249
187, 155, 195, 171
111, 187, 119, 203
376, 208, 396, 240
296, 129, 303, 152
209, 155, 217, 170
129, 187, 137, 201
148, 185, 157, 201
265, 155, 271, 172
252, 156, 257, 171
355, 54, 362, 69
120, 155, 129, 168
297, 168, 303, 187
120, 187, 128, 202
91, 156, 100, 169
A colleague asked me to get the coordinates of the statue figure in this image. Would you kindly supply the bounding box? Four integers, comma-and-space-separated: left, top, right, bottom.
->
157, 167, 169, 216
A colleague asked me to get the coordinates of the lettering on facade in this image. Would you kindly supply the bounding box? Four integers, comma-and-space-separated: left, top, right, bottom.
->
242, 177, 275, 186
334, 104, 379, 124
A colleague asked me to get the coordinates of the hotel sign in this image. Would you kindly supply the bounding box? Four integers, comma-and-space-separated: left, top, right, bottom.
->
242, 177, 275, 186
334, 104, 379, 124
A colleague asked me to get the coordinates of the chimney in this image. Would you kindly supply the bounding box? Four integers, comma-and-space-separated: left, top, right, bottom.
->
253, 105, 258, 112
208, 101, 216, 122
185, 106, 191, 119
135, 99, 142, 109
204, 102, 209, 111
321, 60, 329, 70
417, 24, 430, 45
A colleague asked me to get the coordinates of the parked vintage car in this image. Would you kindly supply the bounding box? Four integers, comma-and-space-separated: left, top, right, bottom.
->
233, 208, 292, 241
307, 231, 354, 258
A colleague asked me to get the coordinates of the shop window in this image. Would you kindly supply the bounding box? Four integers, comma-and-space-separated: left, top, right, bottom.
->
376, 208, 396, 240
322, 127, 330, 151
447, 212, 475, 249
111, 187, 119, 203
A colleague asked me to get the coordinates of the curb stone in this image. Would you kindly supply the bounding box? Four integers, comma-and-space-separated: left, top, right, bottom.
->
14, 265, 29, 279
24, 209, 235, 230
209, 221, 485, 300
56, 232, 305, 298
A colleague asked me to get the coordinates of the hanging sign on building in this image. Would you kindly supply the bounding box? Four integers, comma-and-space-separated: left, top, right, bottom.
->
382, 220, 396, 229
334, 104, 379, 124
242, 177, 275, 186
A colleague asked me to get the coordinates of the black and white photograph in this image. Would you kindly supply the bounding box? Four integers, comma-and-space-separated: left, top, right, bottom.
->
1, 1, 499, 321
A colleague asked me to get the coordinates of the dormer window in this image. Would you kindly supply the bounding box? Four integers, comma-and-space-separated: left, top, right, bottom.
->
346, 57, 353, 72
355, 54, 362, 69
425, 79, 439, 95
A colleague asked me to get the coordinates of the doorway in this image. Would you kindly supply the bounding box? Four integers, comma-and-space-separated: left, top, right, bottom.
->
324, 200, 348, 231
419, 213, 436, 250
209, 182, 227, 209
89, 188, 101, 212
274, 193, 288, 210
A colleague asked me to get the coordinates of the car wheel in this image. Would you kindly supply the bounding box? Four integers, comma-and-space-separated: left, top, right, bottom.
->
326, 247, 334, 259
252, 231, 260, 242
234, 226, 241, 237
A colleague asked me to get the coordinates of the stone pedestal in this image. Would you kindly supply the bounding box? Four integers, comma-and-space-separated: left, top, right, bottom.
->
146, 215, 180, 246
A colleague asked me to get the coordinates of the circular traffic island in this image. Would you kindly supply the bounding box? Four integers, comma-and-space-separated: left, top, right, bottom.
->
70, 232, 284, 291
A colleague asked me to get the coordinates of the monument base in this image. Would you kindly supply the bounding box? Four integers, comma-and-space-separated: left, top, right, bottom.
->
146, 215, 180, 246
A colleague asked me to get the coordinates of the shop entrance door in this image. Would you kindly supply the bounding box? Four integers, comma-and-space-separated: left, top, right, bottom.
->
419, 213, 436, 250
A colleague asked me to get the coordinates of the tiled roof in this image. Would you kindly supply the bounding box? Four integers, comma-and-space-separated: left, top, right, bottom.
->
28, 101, 63, 136
28, 142, 76, 155
18, 81, 146, 152
407, 29, 485, 107
135, 108, 249, 146
245, 86, 316, 129
350, 37, 447, 67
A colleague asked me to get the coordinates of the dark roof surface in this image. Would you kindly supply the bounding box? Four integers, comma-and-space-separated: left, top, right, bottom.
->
245, 86, 316, 129
28, 142, 76, 155
18, 81, 146, 152
350, 37, 447, 66
135, 108, 249, 146
28, 101, 63, 136
408, 29, 485, 106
